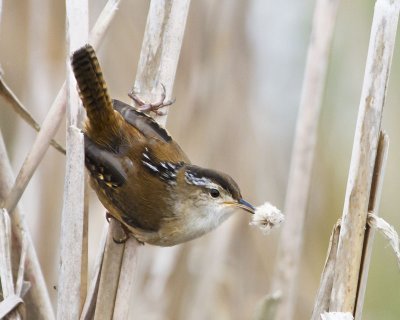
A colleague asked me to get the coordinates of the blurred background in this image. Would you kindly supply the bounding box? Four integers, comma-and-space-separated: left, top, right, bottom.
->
1, 0, 400, 319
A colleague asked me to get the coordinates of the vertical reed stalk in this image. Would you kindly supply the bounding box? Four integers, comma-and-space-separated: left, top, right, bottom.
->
354, 132, 389, 319
311, 132, 389, 319
57, 0, 88, 319
329, 0, 400, 313
269, 0, 340, 318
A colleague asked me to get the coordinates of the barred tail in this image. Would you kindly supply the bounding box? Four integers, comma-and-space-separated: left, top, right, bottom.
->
71, 44, 120, 146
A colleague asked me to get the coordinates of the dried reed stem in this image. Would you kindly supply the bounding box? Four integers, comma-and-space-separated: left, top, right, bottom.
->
81, 174, 90, 309
112, 238, 139, 318
329, 0, 400, 313
56, 0, 88, 317
15, 232, 28, 298
88, 0, 120, 49
0, 295, 23, 319
3, 86, 66, 215
93, 220, 125, 320
270, 0, 340, 318
0, 77, 66, 154
311, 132, 389, 319
92, 1, 191, 318
80, 226, 108, 320
0, 209, 21, 320
57, 126, 86, 318
354, 132, 389, 319
0, 131, 54, 320
133, 0, 191, 126
311, 220, 341, 320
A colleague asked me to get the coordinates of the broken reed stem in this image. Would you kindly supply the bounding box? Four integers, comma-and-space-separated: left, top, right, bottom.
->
0, 209, 21, 320
92, 1, 191, 318
0, 131, 55, 320
311, 220, 341, 320
354, 132, 389, 319
329, 0, 400, 313
311, 131, 389, 319
0, 77, 66, 154
270, 0, 340, 318
0, 296, 24, 320
2, 0, 121, 217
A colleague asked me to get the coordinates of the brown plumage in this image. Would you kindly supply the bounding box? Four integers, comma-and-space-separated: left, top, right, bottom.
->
71, 44, 254, 246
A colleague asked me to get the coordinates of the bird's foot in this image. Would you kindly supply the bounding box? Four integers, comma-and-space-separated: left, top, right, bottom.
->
106, 213, 145, 245
105, 212, 129, 244
113, 222, 132, 244
128, 83, 175, 116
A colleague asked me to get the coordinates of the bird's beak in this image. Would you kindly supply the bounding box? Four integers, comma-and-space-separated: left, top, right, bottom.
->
236, 199, 255, 214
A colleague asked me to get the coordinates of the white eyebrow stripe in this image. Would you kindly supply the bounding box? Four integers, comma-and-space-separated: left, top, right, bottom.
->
185, 172, 211, 186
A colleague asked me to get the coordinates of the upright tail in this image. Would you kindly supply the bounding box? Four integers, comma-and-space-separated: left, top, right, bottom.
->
71, 44, 121, 147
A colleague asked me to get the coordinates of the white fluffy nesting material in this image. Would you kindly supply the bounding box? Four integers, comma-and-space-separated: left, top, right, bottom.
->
250, 202, 284, 235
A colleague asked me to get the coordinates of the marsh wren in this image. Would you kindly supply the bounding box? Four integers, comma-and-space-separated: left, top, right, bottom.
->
71, 44, 255, 246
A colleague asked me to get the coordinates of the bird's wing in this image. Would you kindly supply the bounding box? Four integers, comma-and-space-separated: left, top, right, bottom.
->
112, 99, 172, 143
85, 134, 157, 230
112, 99, 191, 164
84, 134, 129, 188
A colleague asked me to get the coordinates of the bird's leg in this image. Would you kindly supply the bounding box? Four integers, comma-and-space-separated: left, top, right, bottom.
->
106, 212, 145, 245
112, 224, 129, 244
105, 212, 129, 243
128, 83, 175, 116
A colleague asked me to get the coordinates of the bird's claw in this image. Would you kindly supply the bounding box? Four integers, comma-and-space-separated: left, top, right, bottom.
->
106, 212, 130, 244
128, 83, 175, 115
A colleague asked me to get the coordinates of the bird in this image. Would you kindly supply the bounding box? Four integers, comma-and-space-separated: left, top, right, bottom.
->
70, 44, 255, 246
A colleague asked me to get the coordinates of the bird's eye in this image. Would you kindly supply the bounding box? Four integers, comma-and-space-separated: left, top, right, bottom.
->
209, 188, 220, 198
